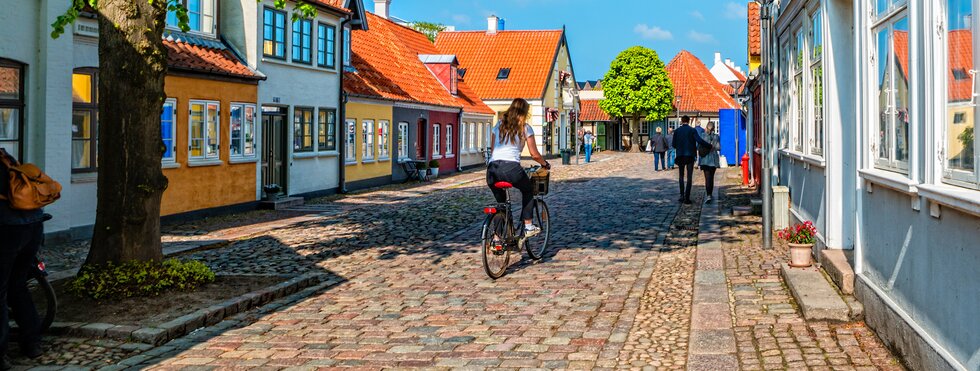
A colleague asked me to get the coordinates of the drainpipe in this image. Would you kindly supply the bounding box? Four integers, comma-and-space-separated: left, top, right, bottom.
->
338, 16, 350, 194
456, 110, 463, 172
759, 0, 773, 250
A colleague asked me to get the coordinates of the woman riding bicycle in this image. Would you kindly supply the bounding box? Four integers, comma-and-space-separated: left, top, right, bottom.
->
487, 98, 551, 237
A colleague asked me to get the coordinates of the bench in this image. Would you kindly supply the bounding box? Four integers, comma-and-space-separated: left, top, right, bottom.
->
401, 160, 428, 182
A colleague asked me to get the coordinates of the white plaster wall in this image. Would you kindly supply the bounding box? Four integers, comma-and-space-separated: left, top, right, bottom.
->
459, 114, 492, 168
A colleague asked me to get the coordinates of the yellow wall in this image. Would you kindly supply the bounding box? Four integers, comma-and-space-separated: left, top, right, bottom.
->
161, 75, 258, 216
749, 56, 761, 73
542, 42, 575, 154
345, 101, 394, 182
947, 104, 974, 159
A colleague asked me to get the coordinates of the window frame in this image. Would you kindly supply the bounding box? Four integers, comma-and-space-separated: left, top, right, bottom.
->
445, 124, 454, 157
432, 123, 442, 159
72, 68, 99, 173
940, 0, 979, 188
293, 107, 314, 153
343, 27, 352, 67
398, 121, 410, 161
794, 28, 805, 153
362, 119, 375, 161
378, 120, 390, 160
345, 119, 356, 163
0, 59, 25, 160
871, 9, 911, 173
229, 102, 257, 159
188, 100, 221, 162
318, 108, 337, 152
263, 7, 287, 60
292, 18, 313, 65
161, 98, 178, 164
317, 22, 337, 69
809, 9, 824, 156
166, 0, 217, 35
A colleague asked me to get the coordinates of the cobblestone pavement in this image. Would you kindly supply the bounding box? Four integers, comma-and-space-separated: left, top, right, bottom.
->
717, 179, 905, 371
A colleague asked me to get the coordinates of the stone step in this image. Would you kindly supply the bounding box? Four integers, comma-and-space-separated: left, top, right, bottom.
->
259, 196, 304, 210
819, 249, 855, 294
780, 263, 852, 322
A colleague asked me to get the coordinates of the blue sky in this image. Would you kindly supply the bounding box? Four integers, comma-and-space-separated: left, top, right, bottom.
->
389, 0, 751, 81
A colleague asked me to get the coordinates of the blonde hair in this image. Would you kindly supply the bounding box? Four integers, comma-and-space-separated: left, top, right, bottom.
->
655, 127, 662, 133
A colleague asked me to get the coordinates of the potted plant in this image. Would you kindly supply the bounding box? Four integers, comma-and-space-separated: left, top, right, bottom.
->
262, 184, 281, 201
428, 159, 441, 178
778, 221, 818, 267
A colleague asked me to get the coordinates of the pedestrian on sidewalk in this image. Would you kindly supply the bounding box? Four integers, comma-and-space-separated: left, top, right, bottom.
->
699, 122, 722, 203
666, 127, 676, 169
584, 131, 594, 163
672, 115, 712, 204
650, 127, 668, 171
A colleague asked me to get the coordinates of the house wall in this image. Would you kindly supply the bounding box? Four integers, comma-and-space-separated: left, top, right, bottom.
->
459, 113, 493, 169
542, 42, 577, 154
391, 107, 428, 182
345, 100, 393, 188
486, 99, 546, 156
160, 75, 258, 216
429, 110, 458, 173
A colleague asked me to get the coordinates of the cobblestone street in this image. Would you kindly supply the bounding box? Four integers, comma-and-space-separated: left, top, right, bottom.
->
13, 153, 905, 370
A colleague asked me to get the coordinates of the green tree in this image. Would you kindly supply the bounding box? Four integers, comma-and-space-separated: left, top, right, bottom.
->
51, 0, 314, 267
599, 46, 674, 152
411, 21, 446, 42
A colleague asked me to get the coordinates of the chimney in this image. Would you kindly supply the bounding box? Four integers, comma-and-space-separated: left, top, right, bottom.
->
374, 0, 390, 19
725, 59, 733, 67
714, 52, 722, 65
488, 15, 499, 34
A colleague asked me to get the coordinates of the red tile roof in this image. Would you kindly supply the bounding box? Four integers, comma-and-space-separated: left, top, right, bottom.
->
948, 30, 973, 103
748, 2, 761, 57
164, 38, 261, 80
345, 12, 493, 115
666, 50, 738, 113
579, 99, 612, 122
309, 0, 350, 13
435, 30, 564, 100
894, 31, 910, 82
0, 67, 18, 96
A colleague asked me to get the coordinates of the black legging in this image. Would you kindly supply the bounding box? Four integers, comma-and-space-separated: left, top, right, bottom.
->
487, 160, 534, 221
702, 165, 717, 197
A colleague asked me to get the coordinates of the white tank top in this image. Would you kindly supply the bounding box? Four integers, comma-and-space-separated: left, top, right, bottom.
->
490, 122, 535, 163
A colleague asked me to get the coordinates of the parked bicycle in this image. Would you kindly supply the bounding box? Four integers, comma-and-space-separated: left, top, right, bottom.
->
481, 166, 551, 279
8, 214, 57, 336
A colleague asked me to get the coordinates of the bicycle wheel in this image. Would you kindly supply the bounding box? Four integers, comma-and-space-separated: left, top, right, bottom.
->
482, 212, 510, 279
34, 273, 57, 333
525, 199, 551, 260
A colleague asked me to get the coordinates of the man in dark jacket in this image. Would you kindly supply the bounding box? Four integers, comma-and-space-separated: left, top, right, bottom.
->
650, 127, 669, 171
0, 150, 45, 369
672, 116, 712, 204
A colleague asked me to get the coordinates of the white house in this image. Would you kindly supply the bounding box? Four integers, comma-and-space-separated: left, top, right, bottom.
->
760, 0, 980, 370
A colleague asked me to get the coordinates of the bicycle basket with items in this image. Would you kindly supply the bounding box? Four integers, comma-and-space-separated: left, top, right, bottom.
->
527, 167, 550, 196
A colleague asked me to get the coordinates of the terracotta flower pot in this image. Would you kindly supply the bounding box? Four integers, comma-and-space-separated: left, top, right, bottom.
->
788, 243, 814, 267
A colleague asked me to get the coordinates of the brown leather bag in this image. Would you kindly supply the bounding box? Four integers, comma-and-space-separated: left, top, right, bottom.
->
0, 149, 62, 211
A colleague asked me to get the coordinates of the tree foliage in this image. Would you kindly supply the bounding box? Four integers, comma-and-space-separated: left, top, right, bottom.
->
599, 46, 674, 122
411, 21, 446, 42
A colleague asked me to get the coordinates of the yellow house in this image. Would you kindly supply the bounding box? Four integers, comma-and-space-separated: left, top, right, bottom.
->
343, 98, 394, 189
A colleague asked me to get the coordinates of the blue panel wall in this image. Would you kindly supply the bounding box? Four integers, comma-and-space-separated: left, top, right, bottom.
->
718, 109, 746, 165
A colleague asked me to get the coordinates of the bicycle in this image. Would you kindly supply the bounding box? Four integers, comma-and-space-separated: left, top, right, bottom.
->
8, 214, 58, 336
481, 166, 551, 279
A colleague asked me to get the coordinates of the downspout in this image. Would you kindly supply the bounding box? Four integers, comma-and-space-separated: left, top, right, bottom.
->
456, 110, 463, 172
759, 0, 773, 249
338, 16, 350, 194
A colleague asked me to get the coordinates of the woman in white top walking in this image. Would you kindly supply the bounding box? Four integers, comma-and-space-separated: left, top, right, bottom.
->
487, 98, 551, 236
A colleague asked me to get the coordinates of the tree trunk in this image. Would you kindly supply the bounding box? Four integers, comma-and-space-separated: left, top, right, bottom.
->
629, 114, 642, 153
85, 0, 170, 266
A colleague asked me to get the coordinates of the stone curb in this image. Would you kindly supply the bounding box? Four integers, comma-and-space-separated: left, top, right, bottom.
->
48, 273, 323, 345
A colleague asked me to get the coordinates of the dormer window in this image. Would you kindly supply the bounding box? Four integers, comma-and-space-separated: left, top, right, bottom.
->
458, 68, 467, 79
497, 68, 511, 80
953, 68, 970, 80
166, 0, 216, 35
450, 65, 458, 95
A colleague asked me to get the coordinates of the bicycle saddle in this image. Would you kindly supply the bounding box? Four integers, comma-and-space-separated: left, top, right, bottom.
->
494, 181, 514, 189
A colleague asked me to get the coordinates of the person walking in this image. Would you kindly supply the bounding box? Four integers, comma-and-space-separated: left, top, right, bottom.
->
0, 150, 45, 370
666, 127, 676, 170
699, 122, 722, 203
672, 116, 712, 204
694, 122, 706, 168
650, 127, 668, 171
584, 131, 594, 163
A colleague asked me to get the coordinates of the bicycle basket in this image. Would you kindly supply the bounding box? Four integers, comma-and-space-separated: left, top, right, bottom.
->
530, 172, 550, 196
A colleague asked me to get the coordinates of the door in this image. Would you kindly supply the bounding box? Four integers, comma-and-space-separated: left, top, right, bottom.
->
416, 118, 427, 159
596, 123, 607, 150
261, 106, 288, 195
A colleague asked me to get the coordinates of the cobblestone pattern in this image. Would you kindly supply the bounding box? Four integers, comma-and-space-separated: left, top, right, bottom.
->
718, 178, 905, 371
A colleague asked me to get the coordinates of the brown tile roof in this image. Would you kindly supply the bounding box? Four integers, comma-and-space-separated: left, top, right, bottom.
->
579, 99, 612, 122
948, 30, 973, 103
667, 50, 738, 113
345, 12, 493, 114
748, 2, 761, 57
435, 30, 564, 100
163, 36, 261, 80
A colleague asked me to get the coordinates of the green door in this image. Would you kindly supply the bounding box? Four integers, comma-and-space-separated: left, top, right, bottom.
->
596, 123, 607, 149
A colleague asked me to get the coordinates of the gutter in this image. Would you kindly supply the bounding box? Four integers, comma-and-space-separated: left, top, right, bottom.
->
338, 15, 350, 194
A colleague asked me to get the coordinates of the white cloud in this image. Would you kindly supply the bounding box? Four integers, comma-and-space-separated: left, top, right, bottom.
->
724, 2, 748, 19
690, 10, 705, 21
634, 24, 673, 40
688, 30, 718, 43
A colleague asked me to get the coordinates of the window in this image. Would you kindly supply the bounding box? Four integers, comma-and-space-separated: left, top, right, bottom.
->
161, 99, 177, 163
378, 120, 390, 159
873, 12, 910, 172
640, 120, 649, 135
362, 120, 374, 160
0, 60, 24, 159
497, 68, 511, 80
263, 8, 287, 59
230, 103, 256, 158
166, 0, 216, 35
318, 23, 336, 68
794, 30, 805, 152
810, 10, 824, 155
943, 0, 977, 186
294, 107, 314, 153
398, 122, 409, 161
460, 123, 467, 153
450, 66, 458, 95
779, 42, 791, 149
318, 108, 337, 151
432, 124, 441, 158
189, 100, 220, 161
292, 19, 312, 64
345, 119, 356, 162
446, 125, 454, 156
72, 69, 98, 172
343, 27, 352, 67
